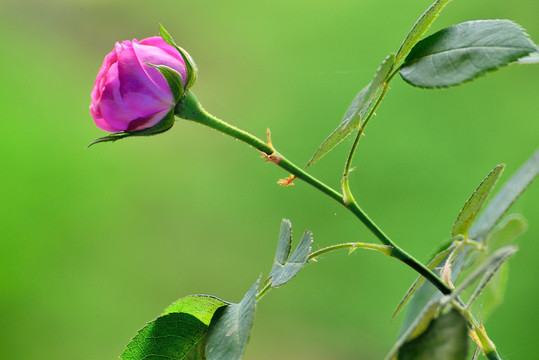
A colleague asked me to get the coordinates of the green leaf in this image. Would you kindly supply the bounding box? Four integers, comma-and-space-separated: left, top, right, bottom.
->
395, 0, 453, 65
470, 148, 539, 241
160, 24, 198, 90
451, 164, 505, 237
471, 261, 509, 321
486, 215, 527, 251
268, 220, 313, 287
206, 278, 259, 360
147, 63, 185, 103
469, 216, 527, 319
121, 295, 228, 360
400, 20, 537, 88
88, 108, 176, 147
396, 308, 469, 360
306, 53, 395, 167
386, 300, 440, 360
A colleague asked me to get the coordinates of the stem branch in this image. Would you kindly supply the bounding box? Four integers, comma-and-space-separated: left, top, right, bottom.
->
177, 91, 452, 296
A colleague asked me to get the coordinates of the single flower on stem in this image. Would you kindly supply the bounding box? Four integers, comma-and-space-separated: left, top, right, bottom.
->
89, 26, 197, 146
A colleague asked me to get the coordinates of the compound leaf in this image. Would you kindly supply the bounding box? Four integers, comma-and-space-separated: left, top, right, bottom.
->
268, 220, 313, 287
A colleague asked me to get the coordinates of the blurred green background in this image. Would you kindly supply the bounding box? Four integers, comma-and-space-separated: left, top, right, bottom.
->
1, 0, 537, 359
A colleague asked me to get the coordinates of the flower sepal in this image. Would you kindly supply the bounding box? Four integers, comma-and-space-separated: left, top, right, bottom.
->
88, 108, 176, 148
159, 24, 198, 90
147, 63, 185, 104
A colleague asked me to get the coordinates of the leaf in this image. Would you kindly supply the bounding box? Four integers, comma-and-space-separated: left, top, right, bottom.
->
386, 301, 441, 360
272, 219, 292, 268
88, 108, 176, 147
517, 51, 539, 64
121, 295, 228, 360
485, 215, 527, 251
268, 220, 313, 287
441, 246, 517, 307
451, 164, 505, 237
469, 216, 527, 319
160, 24, 198, 90
396, 308, 469, 360
306, 53, 395, 167
400, 20, 538, 88
471, 261, 509, 321
205, 278, 259, 360
147, 63, 185, 103
395, 0, 453, 65
469, 148, 539, 241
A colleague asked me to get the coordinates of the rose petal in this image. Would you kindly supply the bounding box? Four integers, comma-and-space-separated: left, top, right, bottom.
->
116, 41, 173, 118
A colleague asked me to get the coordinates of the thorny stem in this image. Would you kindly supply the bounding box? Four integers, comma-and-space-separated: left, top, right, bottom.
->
176, 91, 453, 297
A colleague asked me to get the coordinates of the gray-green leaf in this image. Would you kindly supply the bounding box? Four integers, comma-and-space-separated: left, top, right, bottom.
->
451, 164, 504, 237
400, 20, 538, 88
395, 0, 453, 65
517, 51, 539, 64
306, 53, 395, 167
206, 278, 259, 360
268, 220, 313, 287
121, 295, 228, 360
469, 148, 539, 241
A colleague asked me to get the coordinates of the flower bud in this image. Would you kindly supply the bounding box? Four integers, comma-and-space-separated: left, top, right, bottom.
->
90, 37, 187, 134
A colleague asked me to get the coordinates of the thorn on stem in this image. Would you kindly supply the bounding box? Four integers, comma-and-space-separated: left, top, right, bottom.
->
266, 128, 274, 151
278, 174, 296, 187
260, 128, 282, 164
260, 152, 282, 164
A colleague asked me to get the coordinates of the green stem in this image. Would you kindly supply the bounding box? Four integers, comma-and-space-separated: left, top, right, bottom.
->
176, 91, 452, 296
452, 301, 503, 359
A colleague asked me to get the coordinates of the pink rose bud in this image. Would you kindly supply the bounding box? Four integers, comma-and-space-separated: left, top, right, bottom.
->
90, 37, 187, 133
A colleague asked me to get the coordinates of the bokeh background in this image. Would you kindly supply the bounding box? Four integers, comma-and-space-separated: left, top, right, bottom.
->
1, 0, 538, 359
